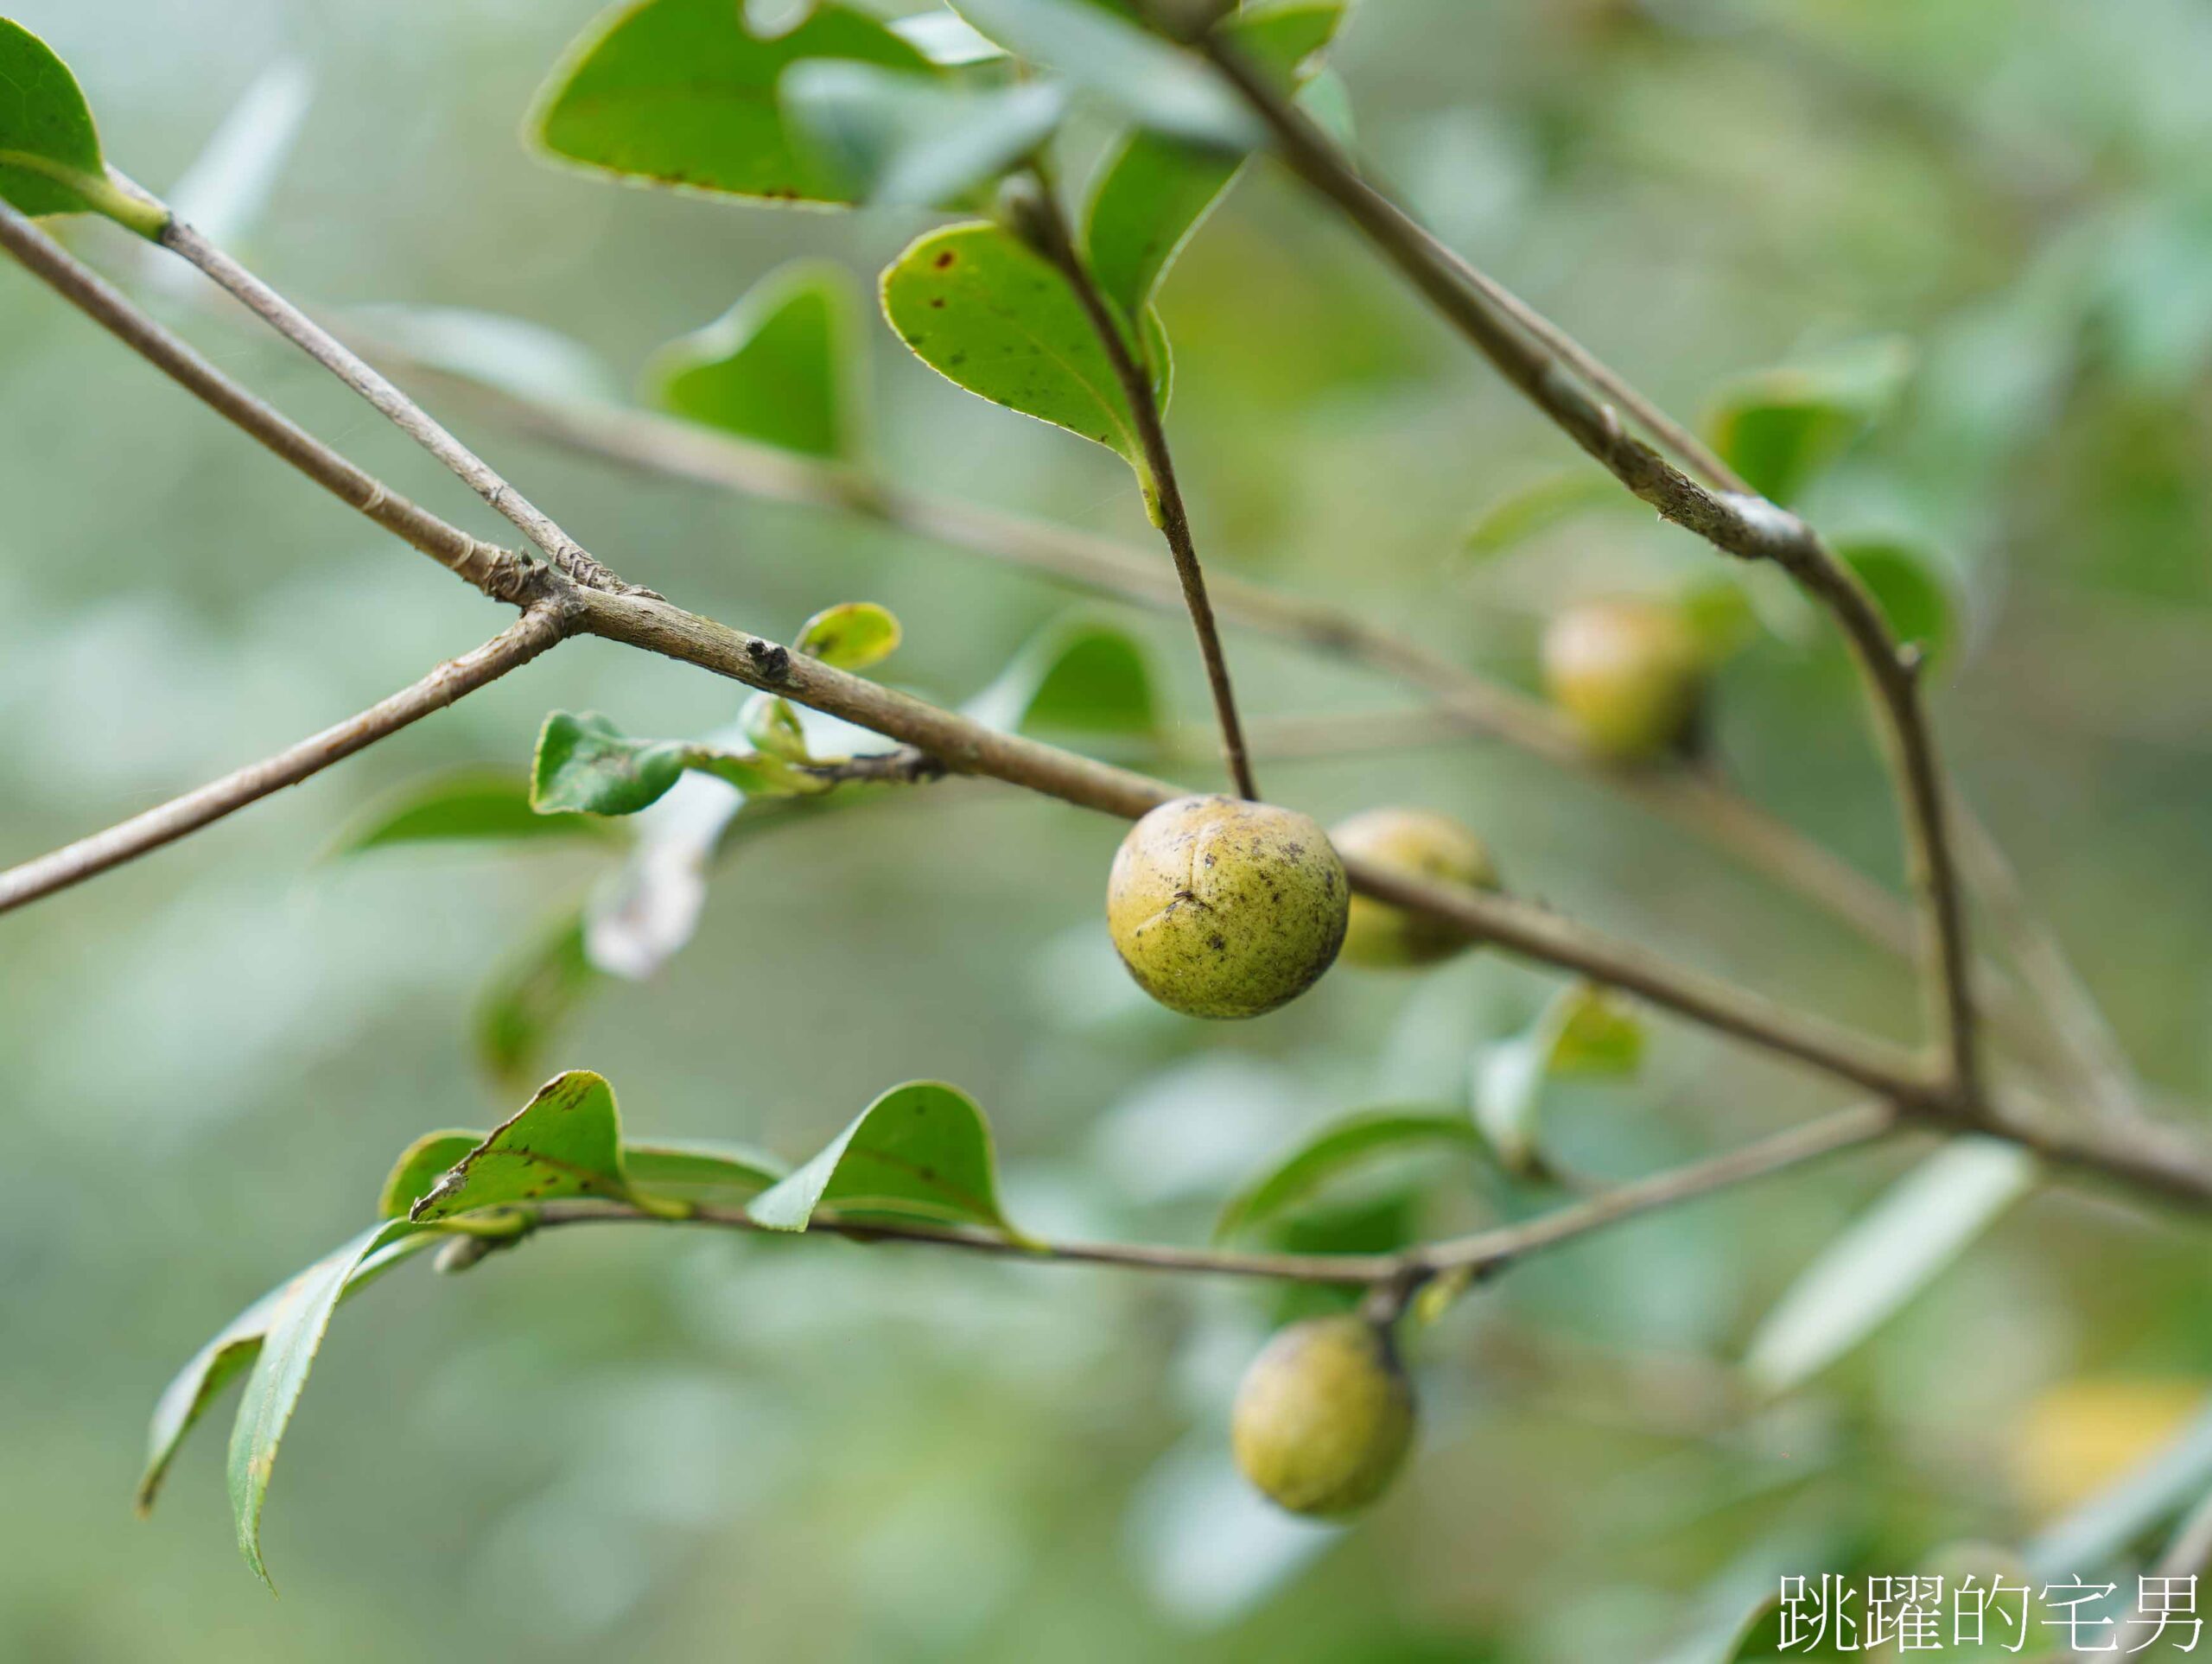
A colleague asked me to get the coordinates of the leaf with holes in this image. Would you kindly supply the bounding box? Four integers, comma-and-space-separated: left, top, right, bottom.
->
963, 615, 1159, 735
226, 1219, 428, 1587
136, 1227, 435, 1521
881, 221, 1158, 479
796, 600, 902, 670
645, 260, 862, 459
410, 1070, 653, 1222
530, 0, 931, 205
1214, 1110, 1488, 1243
747, 1080, 1029, 1239
331, 769, 614, 857
1082, 2, 1344, 319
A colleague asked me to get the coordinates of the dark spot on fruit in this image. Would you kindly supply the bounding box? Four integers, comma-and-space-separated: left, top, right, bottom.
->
1209, 934, 1226, 952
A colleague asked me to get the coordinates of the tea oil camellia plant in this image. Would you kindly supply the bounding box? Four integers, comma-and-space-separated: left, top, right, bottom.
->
8, 3, 2212, 1629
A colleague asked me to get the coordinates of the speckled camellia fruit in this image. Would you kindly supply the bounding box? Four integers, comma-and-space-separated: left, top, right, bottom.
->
1231, 1315, 1415, 1517
1332, 806, 1498, 969
1106, 795, 1348, 1019
1541, 597, 1707, 762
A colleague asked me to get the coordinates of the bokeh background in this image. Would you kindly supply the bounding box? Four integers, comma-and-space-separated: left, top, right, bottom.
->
7, 0, 2212, 1658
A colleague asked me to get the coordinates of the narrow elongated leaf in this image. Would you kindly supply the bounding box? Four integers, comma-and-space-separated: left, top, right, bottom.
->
474, 908, 605, 1089
645, 260, 861, 459
1703, 338, 1913, 505
227, 1219, 425, 1586
963, 616, 1159, 735
1460, 469, 1624, 561
881, 221, 1154, 477
747, 1079, 1027, 1239
1215, 1110, 1485, 1242
380, 1127, 781, 1220
796, 600, 902, 670
410, 1070, 641, 1222
784, 63, 1066, 209
1743, 1138, 2037, 1394
162, 60, 313, 251
951, 0, 1256, 149
531, 0, 931, 204
887, 10, 1006, 66
331, 768, 612, 856
0, 20, 111, 218
2025, 1397, 2212, 1577
1081, 2, 1344, 317
136, 1229, 435, 1516
1473, 982, 1644, 1174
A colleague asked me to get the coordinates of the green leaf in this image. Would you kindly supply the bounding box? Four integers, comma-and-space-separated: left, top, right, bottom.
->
881, 221, 1155, 478
136, 1229, 435, 1518
1703, 338, 1913, 505
1214, 1110, 1486, 1243
1837, 537, 1957, 670
330, 768, 613, 857
1081, 2, 1344, 317
474, 908, 606, 1089
532, 711, 690, 816
645, 259, 862, 460
783, 63, 1066, 210
951, 0, 1257, 150
1742, 1137, 2037, 1395
1460, 469, 1624, 561
741, 694, 811, 763
226, 1219, 426, 1587
963, 615, 1159, 735
747, 1079, 1029, 1239
410, 1070, 653, 1222
0, 20, 154, 229
795, 600, 903, 670
380, 1127, 782, 1220
530, 0, 931, 206
1474, 981, 1644, 1176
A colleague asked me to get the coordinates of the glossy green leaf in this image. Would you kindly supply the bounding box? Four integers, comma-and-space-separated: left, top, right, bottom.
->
530, 0, 931, 205
1214, 1110, 1486, 1243
963, 615, 1159, 735
645, 259, 861, 460
951, 0, 1256, 150
1460, 469, 1624, 561
0, 19, 123, 221
741, 694, 811, 763
1474, 981, 1644, 1176
380, 1127, 782, 1220
796, 600, 903, 670
881, 221, 1154, 478
410, 1070, 647, 1222
747, 1079, 1028, 1239
1743, 1137, 2037, 1395
226, 1219, 424, 1587
784, 63, 1066, 209
330, 768, 613, 856
1081, 2, 1344, 317
1838, 537, 1957, 670
532, 712, 690, 816
1704, 338, 1913, 505
135, 1229, 435, 1518
474, 909, 605, 1089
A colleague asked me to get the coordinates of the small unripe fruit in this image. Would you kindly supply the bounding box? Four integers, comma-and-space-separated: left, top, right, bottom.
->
1541, 598, 1707, 762
1232, 1315, 1415, 1517
1107, 795, 1348, 1019
1332, 807, 1498, 969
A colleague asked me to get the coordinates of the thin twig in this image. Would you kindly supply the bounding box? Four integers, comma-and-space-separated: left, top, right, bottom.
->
118, 174, 645, 599
1202, 35, 1982, 1104
0, 607, 568, 914
1017, 181, 1261, 801
520, 1100, 1904, 1287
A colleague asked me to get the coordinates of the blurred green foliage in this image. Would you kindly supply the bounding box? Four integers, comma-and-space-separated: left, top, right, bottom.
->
8, 0, 2212, 1659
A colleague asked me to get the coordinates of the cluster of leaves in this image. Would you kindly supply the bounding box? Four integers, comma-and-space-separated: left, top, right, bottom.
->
137, 1069, 1026, 1586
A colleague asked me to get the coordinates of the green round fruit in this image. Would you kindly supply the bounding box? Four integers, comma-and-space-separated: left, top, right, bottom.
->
1231, 1315, 1415, 1517
1332, 806, 1499, 969
1541, 598, 1707, 762
1106, 795, 1348, 1020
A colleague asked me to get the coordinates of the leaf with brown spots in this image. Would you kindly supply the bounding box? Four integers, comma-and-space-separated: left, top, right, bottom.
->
747, 1080, 1032, 1242
411, 1070, 665, 1222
